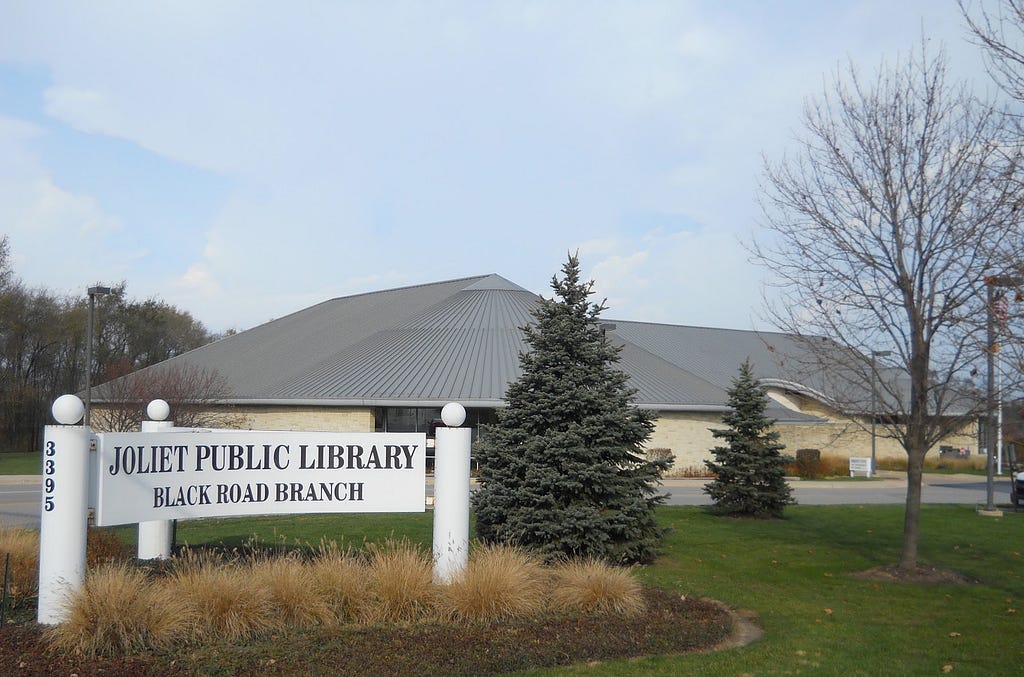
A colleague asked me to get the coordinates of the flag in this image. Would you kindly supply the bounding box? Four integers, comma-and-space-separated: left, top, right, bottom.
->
993, 289, 1010, 325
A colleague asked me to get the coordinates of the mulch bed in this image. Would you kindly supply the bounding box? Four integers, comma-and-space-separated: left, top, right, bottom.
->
850, 564, 980, 585
0, 589, 738, 676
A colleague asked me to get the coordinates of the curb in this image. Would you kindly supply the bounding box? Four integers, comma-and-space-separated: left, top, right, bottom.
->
0, 475, 41, 485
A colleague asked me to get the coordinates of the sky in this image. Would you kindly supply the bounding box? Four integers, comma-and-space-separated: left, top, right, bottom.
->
0, 1, 995, 334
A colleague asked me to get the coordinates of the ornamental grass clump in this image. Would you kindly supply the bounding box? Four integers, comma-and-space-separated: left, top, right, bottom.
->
45, 562, 187, 656
0, 526, 39, 606
364, 538, 435, 624
167, 550, 273, 642
437, 544, 546, 623
549, 558, 645, 617
310, 540, 375, 625
249, 553, 334, 629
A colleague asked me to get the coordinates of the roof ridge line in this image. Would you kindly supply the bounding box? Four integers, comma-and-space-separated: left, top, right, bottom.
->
321, 274, 495, 303
609, 318, 780, 334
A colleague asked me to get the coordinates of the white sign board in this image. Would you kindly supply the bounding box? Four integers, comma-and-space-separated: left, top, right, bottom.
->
93, 430, 426, 526
849, 456, 872, 477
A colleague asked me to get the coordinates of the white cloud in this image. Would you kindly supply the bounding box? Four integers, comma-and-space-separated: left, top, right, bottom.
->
43, 86, 123, 136
583, 226, 766, 329
0, 1, 994, 333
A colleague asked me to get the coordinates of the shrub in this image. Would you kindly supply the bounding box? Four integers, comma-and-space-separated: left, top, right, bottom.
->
786, 453, 856, 478
645, 448, 675, 475
86, 526, 131, 568
791, 449, 823, 478
436, 544, 546, 623
0, 527, 39, 606
45, 562, 187, 656
549, 558, 645, 617
364, 539, 435, 624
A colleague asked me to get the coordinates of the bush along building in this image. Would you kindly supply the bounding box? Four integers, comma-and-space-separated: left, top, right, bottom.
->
91, 274, 978, 470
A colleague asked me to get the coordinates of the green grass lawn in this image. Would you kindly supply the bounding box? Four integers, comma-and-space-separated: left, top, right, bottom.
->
99, 504, 1024, 676
556, 505, 1024, 677
0, 451, 40, 475
108, 511, 437, 551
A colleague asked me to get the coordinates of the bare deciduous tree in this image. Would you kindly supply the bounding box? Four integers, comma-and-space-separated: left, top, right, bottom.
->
757, 43, 1023, 571
962, 0, 1024, 105
92, 363, 246, 432
961, 3, 1024, 272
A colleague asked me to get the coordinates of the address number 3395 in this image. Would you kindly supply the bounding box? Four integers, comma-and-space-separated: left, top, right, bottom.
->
43, 440, 56, 512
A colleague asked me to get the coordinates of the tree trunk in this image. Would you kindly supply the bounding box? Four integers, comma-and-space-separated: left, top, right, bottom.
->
899, 448, 926, 570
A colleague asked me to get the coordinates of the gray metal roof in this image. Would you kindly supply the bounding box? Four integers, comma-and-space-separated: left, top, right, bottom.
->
94, 273, 827, 421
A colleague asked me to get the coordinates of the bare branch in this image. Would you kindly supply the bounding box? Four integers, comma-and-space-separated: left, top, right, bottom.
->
92, 364, 245, 432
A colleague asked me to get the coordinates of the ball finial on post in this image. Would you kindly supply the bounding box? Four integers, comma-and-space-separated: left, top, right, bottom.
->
147, 399, 171, 422
51, 394, 85, 425
441, 402, 466, 427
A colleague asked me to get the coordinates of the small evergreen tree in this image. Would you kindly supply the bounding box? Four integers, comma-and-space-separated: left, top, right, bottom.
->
472, 253, 670, 564
704, 359, 794, 517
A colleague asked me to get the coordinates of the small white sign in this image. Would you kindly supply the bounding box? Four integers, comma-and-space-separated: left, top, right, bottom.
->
93, 430, 426, 526
849, 457, 872, 477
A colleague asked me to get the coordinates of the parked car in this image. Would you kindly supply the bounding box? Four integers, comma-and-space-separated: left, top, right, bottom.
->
1009, 446, 1023, 507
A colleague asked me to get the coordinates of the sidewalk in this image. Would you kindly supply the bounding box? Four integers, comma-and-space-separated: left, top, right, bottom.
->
660, 471, 987, 489
0, 475, 40, 484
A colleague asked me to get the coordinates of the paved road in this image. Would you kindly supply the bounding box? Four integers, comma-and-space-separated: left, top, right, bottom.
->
0, 476, 42, 528
0, 473, 1018, 529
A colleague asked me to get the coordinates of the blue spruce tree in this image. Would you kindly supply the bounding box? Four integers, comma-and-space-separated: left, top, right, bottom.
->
704, 359, 794, 517
472, 254, 670, 564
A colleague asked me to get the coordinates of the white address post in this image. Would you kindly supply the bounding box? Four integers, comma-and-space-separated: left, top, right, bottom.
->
37, 395, 91, 625
432, 402, 472, 584
137, 399, 174, 560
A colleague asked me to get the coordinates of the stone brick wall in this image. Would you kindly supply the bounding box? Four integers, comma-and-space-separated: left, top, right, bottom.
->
230, 405, 375, 432
644, 409, 979, 471
645, 411, 723, 470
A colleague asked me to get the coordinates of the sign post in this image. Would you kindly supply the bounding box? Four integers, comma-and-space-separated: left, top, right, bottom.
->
37, 395, 90, 625
432, 402, 472, 583
138, 399, 174, 559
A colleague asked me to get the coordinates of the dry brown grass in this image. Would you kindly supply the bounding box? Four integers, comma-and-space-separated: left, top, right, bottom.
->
364, 538, 436, 624
166, 550, 274, 642
310, 540, 375, 624
436, 544, 546, 623
44, 562, 187, 656
249, 553, 334, 629
925, 455, 987, 471
549, 558, 646, 617
0, 527, 39, 606
42, 540, 650, 657
0, 526, 130, 611
664, 464, 715, 478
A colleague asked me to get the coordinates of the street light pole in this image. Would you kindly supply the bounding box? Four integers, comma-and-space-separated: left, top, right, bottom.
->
984, 275, 1022, 511
870, 350, 891, 478
84, 285, 111, 428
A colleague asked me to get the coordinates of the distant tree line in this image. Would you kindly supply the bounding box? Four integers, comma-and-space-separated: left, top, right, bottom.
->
0, 236, 219, 451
